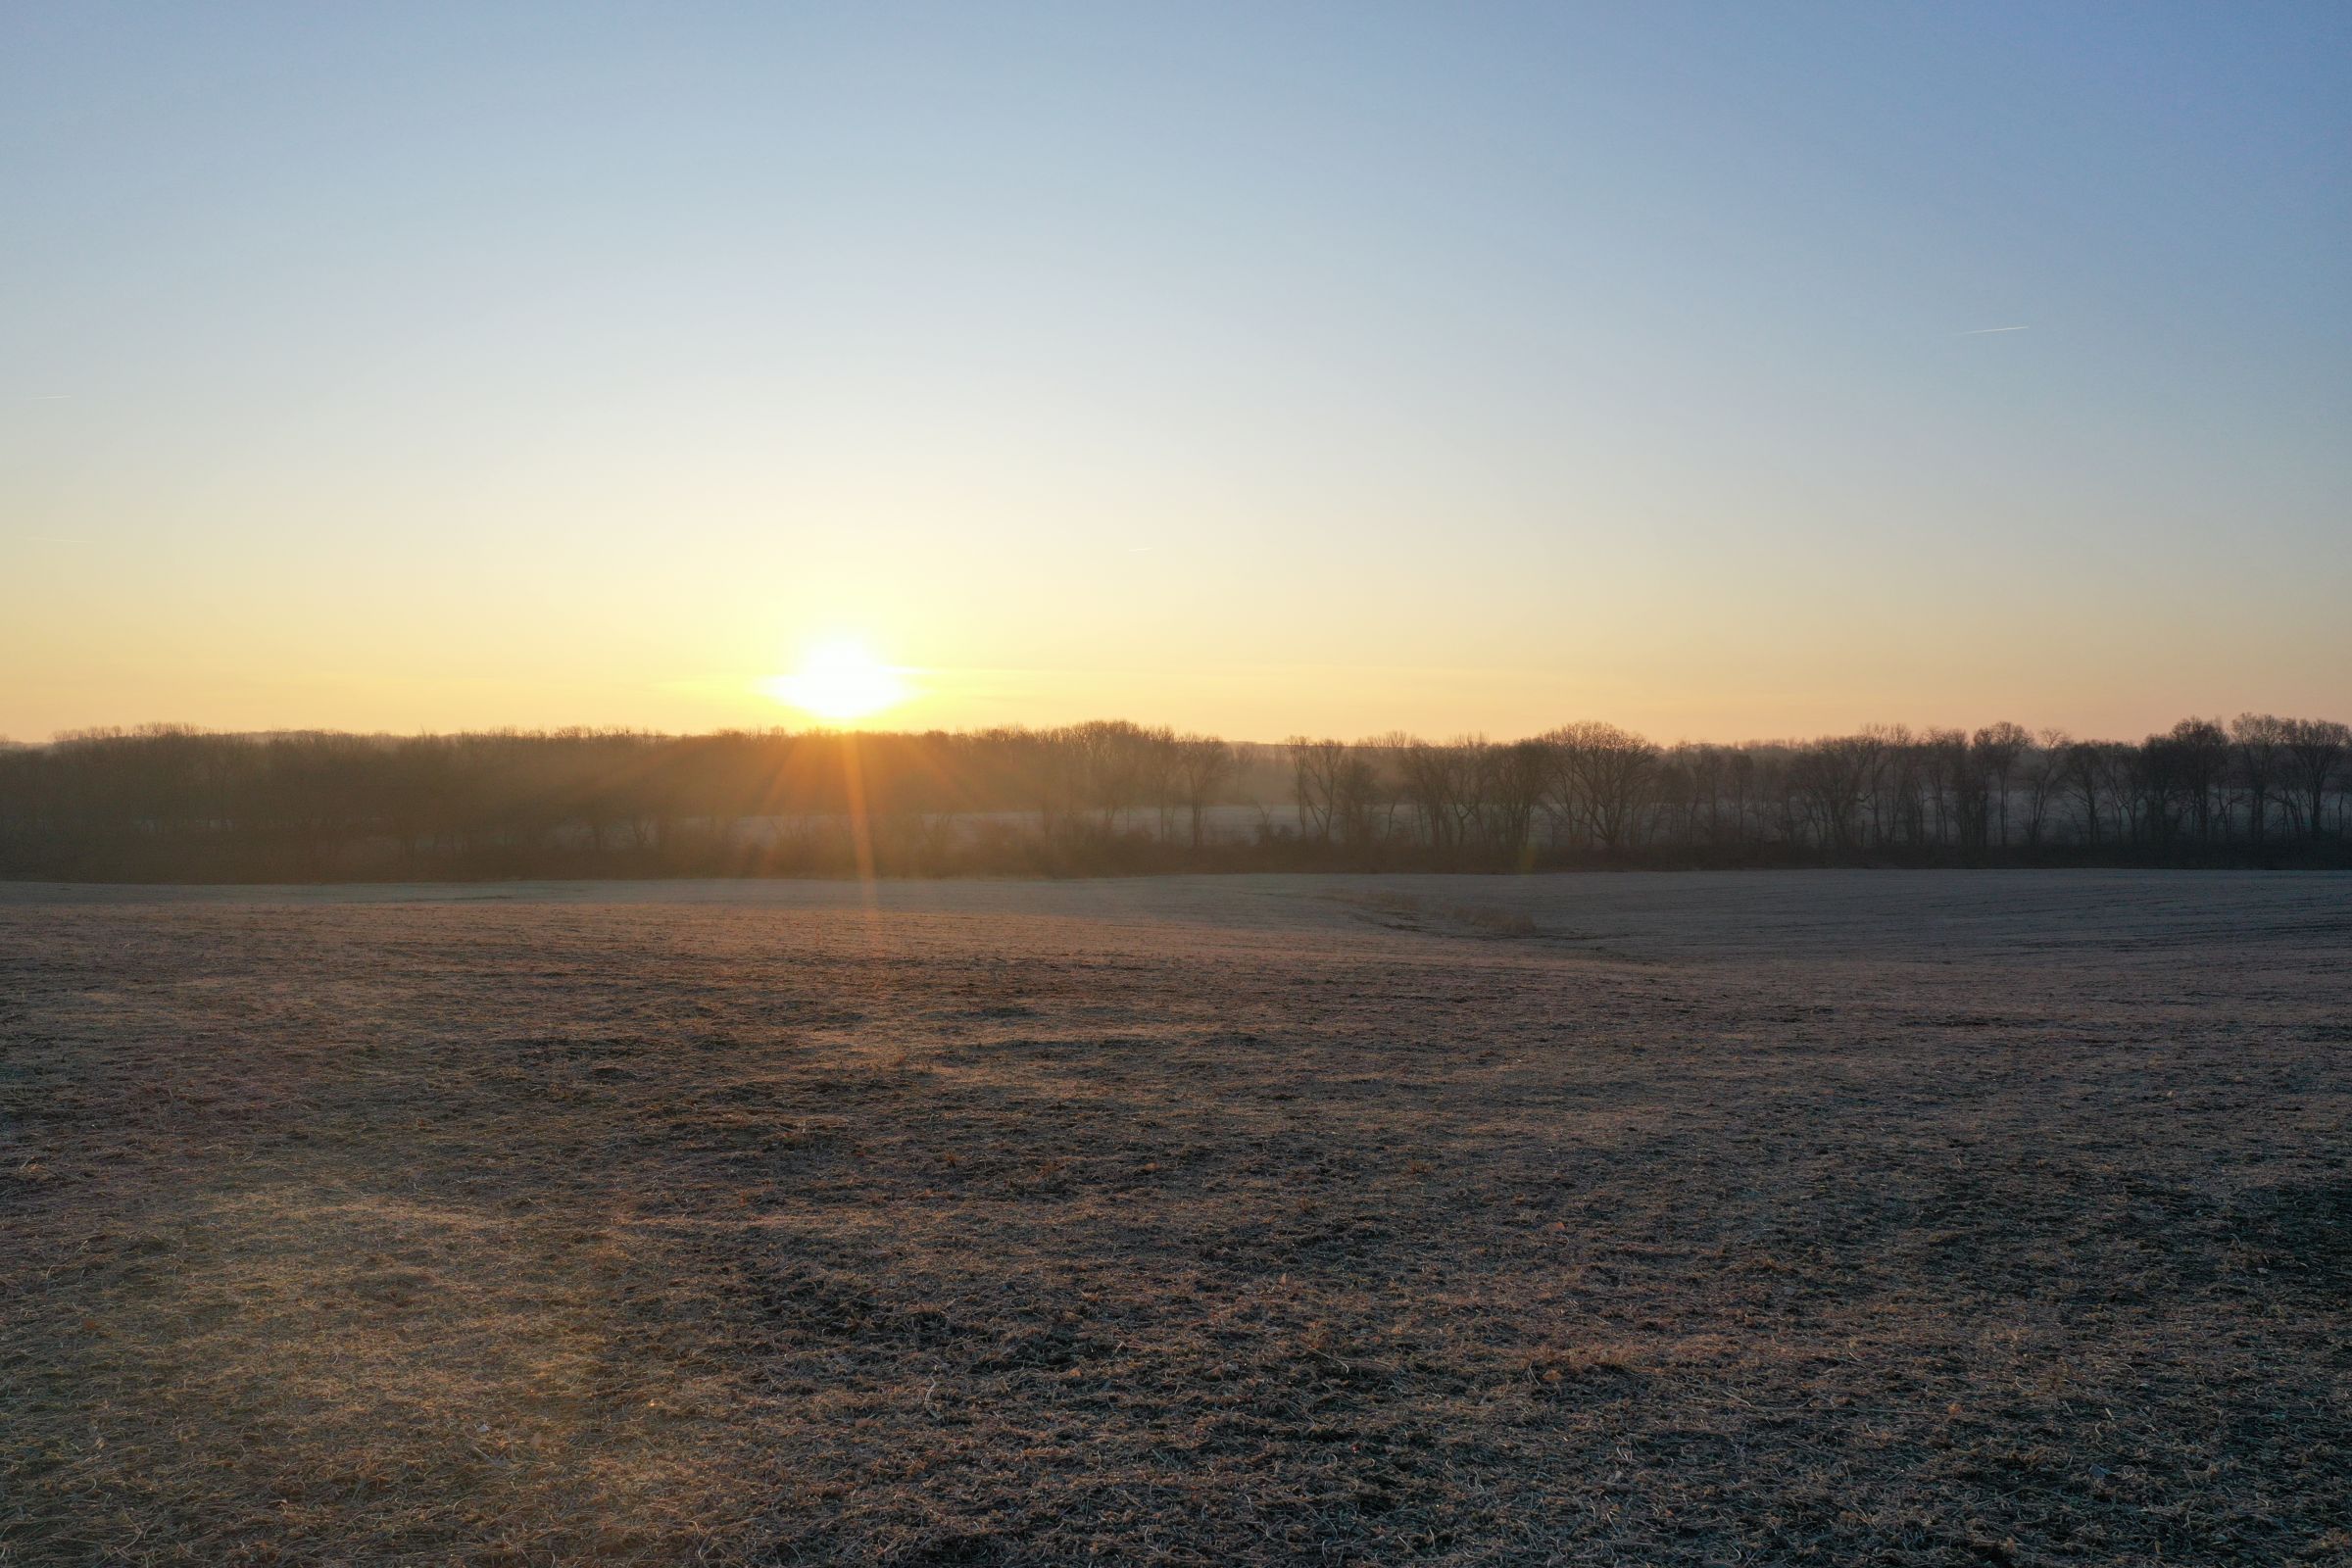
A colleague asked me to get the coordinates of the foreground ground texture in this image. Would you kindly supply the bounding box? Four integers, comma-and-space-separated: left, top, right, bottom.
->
3, 871, 2347, 1567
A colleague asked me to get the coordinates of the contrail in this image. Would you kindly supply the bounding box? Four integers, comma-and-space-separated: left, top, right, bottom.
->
1958, 325, 2030, 335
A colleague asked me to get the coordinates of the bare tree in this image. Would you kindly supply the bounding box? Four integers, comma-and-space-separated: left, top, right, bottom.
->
1173, 735, 1234, 850
1333, 748, 1386, 845
1790, 734, 1883, 853
2021, 728, 2071, 847
1544, 721, 1660, 853
1858, 724, 1914, 846
1920, 729, 1968, 846
1396, 737, 1463, 849
2230, 713, 2291, 846
2282, 718, 2349, 838
2167, 718, 2229, 843
1060, 720, 1154, 833
1971, 722, 2030, 848
1136, 724, 1180, 841
2065, 740, 2116, 847
1477, 740, 1550, 858
1286, 737, 1348, 844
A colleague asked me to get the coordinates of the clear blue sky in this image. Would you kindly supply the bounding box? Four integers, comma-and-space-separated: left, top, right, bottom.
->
3, 3, 2346, 740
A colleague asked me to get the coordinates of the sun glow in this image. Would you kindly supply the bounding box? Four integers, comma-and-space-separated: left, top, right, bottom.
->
764, 640, 909, 721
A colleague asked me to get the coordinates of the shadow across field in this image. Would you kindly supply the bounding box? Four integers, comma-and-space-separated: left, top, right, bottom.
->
3, 873, 2347, 1565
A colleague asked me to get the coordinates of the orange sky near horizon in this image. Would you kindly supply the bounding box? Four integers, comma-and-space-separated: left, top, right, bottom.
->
3, 569, 2330, 746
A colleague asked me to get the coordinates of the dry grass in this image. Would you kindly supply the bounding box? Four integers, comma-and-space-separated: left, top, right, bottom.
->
3, 873, 2347, 1565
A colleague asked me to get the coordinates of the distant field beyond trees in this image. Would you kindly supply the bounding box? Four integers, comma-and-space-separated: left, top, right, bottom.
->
2, 715, 2346, 881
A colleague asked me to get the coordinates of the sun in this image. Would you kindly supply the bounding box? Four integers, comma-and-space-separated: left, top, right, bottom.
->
764, 640, 909, 722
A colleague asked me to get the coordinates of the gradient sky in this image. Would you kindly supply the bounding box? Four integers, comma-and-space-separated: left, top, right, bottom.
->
4, 3, 2347, 743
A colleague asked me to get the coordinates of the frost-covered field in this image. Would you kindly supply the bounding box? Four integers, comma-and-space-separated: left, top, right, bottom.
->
3, 872, 2347, 1565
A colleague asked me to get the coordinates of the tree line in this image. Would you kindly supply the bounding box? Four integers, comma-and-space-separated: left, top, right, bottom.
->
1, 713, 2346, 880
